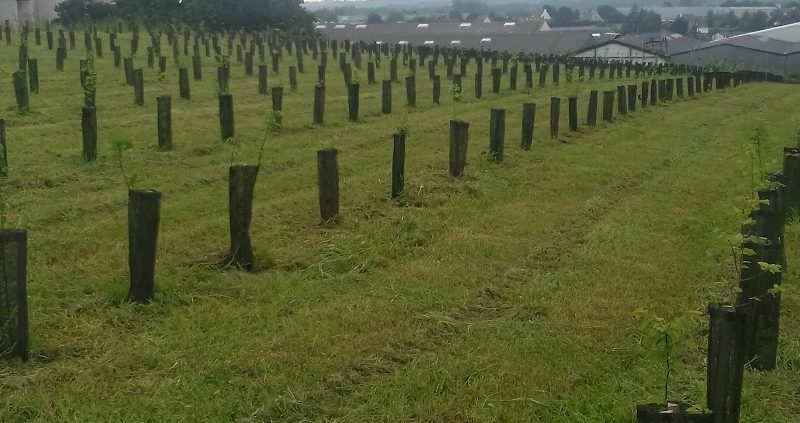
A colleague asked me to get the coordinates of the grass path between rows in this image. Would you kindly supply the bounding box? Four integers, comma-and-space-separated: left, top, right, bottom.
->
0, 51, 797, 422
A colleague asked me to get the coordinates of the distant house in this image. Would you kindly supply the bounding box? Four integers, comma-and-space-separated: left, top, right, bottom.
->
540, 9, 551, 22
672, 21, 800, 75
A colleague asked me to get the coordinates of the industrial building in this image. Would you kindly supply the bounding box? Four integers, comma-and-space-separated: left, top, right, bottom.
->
671, 22, 800, 76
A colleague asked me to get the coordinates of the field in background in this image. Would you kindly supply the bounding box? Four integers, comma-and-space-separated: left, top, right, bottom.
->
0, 32, 798, 422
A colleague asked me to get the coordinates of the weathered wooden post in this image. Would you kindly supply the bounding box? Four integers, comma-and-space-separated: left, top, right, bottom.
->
0, 229, 29, 361
367, 61, 375, 84
666, 78, 674, 101
784, 148, 800, 213
616, 85, 627, 116
391, 132, 405, 198
3, 21, 10, 45
54, 45, 66, 71
524, 63, 533, 88
521, 103, 535, 150
602, 90, 614, 122
538, 64, 547, 88
650, 79, 657, 106
587, 90, 598, 126
552, 62, 560, 85
258, 65, 268, 94
489, 108, 506, 162
491, 67, 501, 94
113, 46, 121, 68
509, 65, 517, 90
550, 97, 560, 139
179, 67, 190, 100
289, 66, 297, 91
0, 119, 6, 177
688, 76, 695, 96
433, 75, 441, 104
133, 69, 144, 106
348, 83, 359, 122
568, 96, 577, 131
229, 164, 259, 271
192, 55, 202, 80
128, 189, 161, 303
217, 65, 230, 92
158, 55, 167, 73
449, 120, 469, 177
707, 303, 747, 423
157, 96, 172, 151
18, 44, 28, 72
271, 86, 283, 112
317, 148, 339, 221
738, 233, 782, 371
271, 52, 279, 73
244, 52, 253, 75
474, 73, 482, 99
124, 57, 134, 85
313, 84, 325, 125
27, 58, 38, 94
641, 81, 649, 108
658, 79, 667, 102
390, 57, 398, 81
405, 75, 416, 107
382, 80, 392, 114
12, 71, 29, 113
676, 78, 684, 98
81, 104, 97, 162
218, 93, 235, 142
627, 84, 637, 112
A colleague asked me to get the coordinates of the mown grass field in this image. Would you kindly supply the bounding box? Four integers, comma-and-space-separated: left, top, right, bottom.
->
0, 31, 798, 422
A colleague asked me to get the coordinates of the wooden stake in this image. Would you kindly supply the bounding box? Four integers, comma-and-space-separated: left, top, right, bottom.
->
128, 190, 161, 303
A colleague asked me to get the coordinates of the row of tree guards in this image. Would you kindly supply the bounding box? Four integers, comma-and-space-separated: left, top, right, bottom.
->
73, 69, 776, 163
5, 16, 785, 117
0, 58, 771, 356
1, 91, 796, 423
637, 146, 797, 422
0, 22, 794, 422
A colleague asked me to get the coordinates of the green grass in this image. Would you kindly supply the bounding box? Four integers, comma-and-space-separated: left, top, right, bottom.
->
0, 31, 798, 422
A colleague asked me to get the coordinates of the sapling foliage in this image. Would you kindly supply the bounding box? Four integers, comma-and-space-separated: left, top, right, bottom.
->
452, 81, 462, 118
230, 110, 282, 167
634, 309, 703, 406
82, 53, 96, 108
726, 125, 782, 294
111, 136, 137, 190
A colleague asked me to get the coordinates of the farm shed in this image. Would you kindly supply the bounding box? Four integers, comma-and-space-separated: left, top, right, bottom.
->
574, 32, 700, 64
671, 22, 800, 76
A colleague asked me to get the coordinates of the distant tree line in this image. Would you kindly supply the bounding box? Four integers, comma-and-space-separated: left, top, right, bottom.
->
705, 8, 800, 32
55, 0, 314, 32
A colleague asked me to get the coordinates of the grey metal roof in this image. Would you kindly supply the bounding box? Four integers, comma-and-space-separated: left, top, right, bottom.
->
672, 22, 800, 56
617, 33, 703, 56
317, 23, 615, 55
